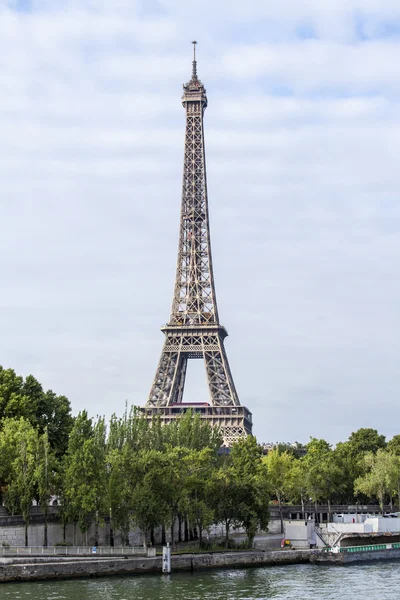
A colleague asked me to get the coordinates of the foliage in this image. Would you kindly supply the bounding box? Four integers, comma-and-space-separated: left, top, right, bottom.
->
3, 367, 400, 548
263, 448, 292, 532
347, 428, 386, 457
0, 418, 39, 545
354, 449, 394, 512
0, 367, 74, 456
62, 412, 107, 541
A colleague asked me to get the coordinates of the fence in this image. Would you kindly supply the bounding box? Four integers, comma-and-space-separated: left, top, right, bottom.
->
321, 542, 400, 554
0, 545, 150, 557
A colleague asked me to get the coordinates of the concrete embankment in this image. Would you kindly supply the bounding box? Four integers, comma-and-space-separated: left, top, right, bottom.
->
0, 549, 312, 582
311, 547, 400, 565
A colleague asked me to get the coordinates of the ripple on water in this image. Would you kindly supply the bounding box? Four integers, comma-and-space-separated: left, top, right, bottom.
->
2, 562, 400, 600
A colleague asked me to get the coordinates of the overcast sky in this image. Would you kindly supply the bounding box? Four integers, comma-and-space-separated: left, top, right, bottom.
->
1, 0, 400, 444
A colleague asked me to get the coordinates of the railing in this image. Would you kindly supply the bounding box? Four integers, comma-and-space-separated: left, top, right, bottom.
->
340, 544, 388, 553
321, 543, 400, 554
0, 546, 149, 556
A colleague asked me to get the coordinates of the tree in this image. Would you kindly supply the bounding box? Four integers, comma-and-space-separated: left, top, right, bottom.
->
130, 450, 171, 548
347, 428, 386, 457
313, 454, 342, 521
0, 367, 74, 457
354, 449, 393, 513
107, 445, 135, 545
301, 437, 343, 521
62, 412, 107, 544
286, 459, 308, 516
230, 436, 269, 546
263, 449, 293, 533
209, 462, 244, 547
35, 429, 60, 546
178, 447, 216, 546
387, 435, 400, 457
166, 410, 223, 452
332, 442, 360, 504
0, 418, 39, 545
386, 454, 400, 509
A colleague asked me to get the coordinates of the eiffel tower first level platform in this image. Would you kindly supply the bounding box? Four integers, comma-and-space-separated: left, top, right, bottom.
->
141, 43, 253, 447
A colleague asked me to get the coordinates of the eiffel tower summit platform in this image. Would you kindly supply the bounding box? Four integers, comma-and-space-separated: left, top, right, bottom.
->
141, 43, 253, 447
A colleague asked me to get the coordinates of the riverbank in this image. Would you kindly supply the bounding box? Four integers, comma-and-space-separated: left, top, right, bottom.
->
311, 546, 400, 565
0, 549, 312, 582
5, 543, 400, 582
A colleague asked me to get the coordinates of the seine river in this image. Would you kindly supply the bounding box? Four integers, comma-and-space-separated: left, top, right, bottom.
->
1, 563, 398, 599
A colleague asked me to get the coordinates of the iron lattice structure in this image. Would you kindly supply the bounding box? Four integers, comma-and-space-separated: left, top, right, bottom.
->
143, 45, 252, 446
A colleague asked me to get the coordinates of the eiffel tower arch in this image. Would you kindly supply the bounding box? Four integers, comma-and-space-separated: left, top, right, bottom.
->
142, 44, 252, 446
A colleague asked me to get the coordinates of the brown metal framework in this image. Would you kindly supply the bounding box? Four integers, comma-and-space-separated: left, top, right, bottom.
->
144, 44, 252, 446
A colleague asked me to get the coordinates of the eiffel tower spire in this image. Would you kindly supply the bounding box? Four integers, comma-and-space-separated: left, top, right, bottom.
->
143, 44, 252, 446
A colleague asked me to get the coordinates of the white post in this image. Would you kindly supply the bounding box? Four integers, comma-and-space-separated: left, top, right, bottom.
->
162, 542, 171, 574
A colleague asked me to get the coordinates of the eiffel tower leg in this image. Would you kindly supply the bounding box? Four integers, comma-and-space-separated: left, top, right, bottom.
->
204, 339, 248, 445
148, 336, 188, 407
175, 355, 188, 404
204, 338, 239, 407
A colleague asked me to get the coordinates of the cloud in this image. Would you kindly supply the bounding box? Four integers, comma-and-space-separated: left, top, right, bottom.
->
1, 0, 400, 444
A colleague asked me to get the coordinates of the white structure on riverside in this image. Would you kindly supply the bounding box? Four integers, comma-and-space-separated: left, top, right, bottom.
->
284, 515, 400, 549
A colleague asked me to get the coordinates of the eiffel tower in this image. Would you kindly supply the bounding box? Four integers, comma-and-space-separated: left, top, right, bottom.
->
143, 43, 252, 446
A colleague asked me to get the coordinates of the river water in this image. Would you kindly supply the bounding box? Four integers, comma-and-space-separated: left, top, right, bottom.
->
1, 563, 399, 599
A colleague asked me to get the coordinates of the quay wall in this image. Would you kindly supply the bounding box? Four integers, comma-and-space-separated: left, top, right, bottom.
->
0, 523, 144, 548
311, 547, 400, 565
0, 549, 312, 582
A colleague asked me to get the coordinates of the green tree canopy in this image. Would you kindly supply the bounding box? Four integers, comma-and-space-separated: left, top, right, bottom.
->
0, 367, 73, 456
347, 428, 386, 457
354, 449, 394, 512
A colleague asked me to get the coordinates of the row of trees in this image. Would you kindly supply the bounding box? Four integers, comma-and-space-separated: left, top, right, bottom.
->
0, 408, 270, 548
266, 429, 400, 531
2, 366, 400, 545
0, 367, 73, 457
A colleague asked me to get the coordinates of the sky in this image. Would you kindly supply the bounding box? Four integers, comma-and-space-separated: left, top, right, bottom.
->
1, 0, 400, 445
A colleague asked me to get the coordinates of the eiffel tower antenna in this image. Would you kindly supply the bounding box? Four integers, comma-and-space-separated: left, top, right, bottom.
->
192, 40, 197, 78
142, 44, 252, 446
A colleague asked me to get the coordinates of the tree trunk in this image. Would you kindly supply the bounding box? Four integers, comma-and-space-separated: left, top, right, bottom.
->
170, 522, 174, 549
161, 523, 166, 545
184, 518, 189, 542
199, 524, 203, 547
150, 528, 155, 546
278, 496, 284, 534
314, 501, 319, 524
397, 482, 400, 512
178, 514, 182, 543
225, 521, 230, 548
143, 529, 147, 549
301, 496, 305, 520
94, 519, 99, 546
43, 509, 48, 547
327, 499, 331, 523
247, 531, 255, 548
109, 523, 114, 547
25, 521, 28, 547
